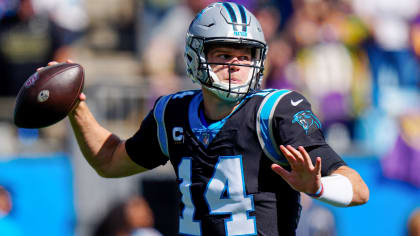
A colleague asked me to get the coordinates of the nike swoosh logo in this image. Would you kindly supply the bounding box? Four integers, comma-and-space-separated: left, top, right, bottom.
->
291, 99, 303, 106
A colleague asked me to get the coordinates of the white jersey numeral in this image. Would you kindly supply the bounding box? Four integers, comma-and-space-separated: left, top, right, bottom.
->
178, 158, 201, 235
178, 156, 256, 236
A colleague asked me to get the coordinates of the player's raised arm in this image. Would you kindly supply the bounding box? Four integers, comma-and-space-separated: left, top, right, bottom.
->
68, 95, 148, 178
33, 60, 147, 178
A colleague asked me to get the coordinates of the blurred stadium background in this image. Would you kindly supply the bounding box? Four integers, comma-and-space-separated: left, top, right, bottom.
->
0, 0, 420, 235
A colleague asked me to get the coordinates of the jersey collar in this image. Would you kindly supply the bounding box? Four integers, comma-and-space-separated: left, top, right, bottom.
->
188, 92, 245, 147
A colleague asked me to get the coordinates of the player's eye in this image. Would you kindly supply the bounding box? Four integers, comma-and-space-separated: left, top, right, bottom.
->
238, 55, 251, 61
218, 54, 232, 60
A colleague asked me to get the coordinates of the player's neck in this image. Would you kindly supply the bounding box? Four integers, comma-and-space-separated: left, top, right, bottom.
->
201, 88, 240, 121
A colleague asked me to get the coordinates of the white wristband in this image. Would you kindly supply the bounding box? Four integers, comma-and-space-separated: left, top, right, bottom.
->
315, 174, 353, 207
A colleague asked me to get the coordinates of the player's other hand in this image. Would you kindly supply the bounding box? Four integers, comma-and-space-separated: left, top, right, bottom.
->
37, 59, 86, 102
271, 145, 322, 195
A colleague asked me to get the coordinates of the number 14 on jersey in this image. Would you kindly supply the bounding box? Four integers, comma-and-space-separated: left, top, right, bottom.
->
178, 156, 257, 236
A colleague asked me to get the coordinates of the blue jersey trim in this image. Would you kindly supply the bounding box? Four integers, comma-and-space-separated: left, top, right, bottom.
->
188, 93, 216, 147
245, 89, 276, 99
256, 89, 291, 165
153, 95, 173, 157
188, 92, 246, 147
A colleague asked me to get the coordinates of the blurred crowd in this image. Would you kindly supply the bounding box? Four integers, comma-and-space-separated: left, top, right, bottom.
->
0, 0, 87, 96
1, 0, 420, 235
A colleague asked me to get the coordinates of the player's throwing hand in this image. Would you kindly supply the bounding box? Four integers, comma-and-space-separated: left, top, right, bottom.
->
37, 60, 86, 102
271, 145, 322, 195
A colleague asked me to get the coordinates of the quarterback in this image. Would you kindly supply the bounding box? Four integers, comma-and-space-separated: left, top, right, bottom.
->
60, 2, 369, 235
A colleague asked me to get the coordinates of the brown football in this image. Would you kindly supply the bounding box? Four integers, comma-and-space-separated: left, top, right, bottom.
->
13, 63, 84, 128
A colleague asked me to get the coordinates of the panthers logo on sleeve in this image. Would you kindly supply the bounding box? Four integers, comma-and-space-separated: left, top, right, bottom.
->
292, 110, 322, 134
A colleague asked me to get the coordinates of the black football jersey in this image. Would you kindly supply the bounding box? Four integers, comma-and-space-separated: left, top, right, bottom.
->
126, 89, 346, 236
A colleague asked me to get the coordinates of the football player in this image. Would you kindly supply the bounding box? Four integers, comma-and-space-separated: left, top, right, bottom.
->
58, 2, 369, 235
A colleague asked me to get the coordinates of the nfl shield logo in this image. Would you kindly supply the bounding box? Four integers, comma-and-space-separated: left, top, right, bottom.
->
202, 132, 210, 146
